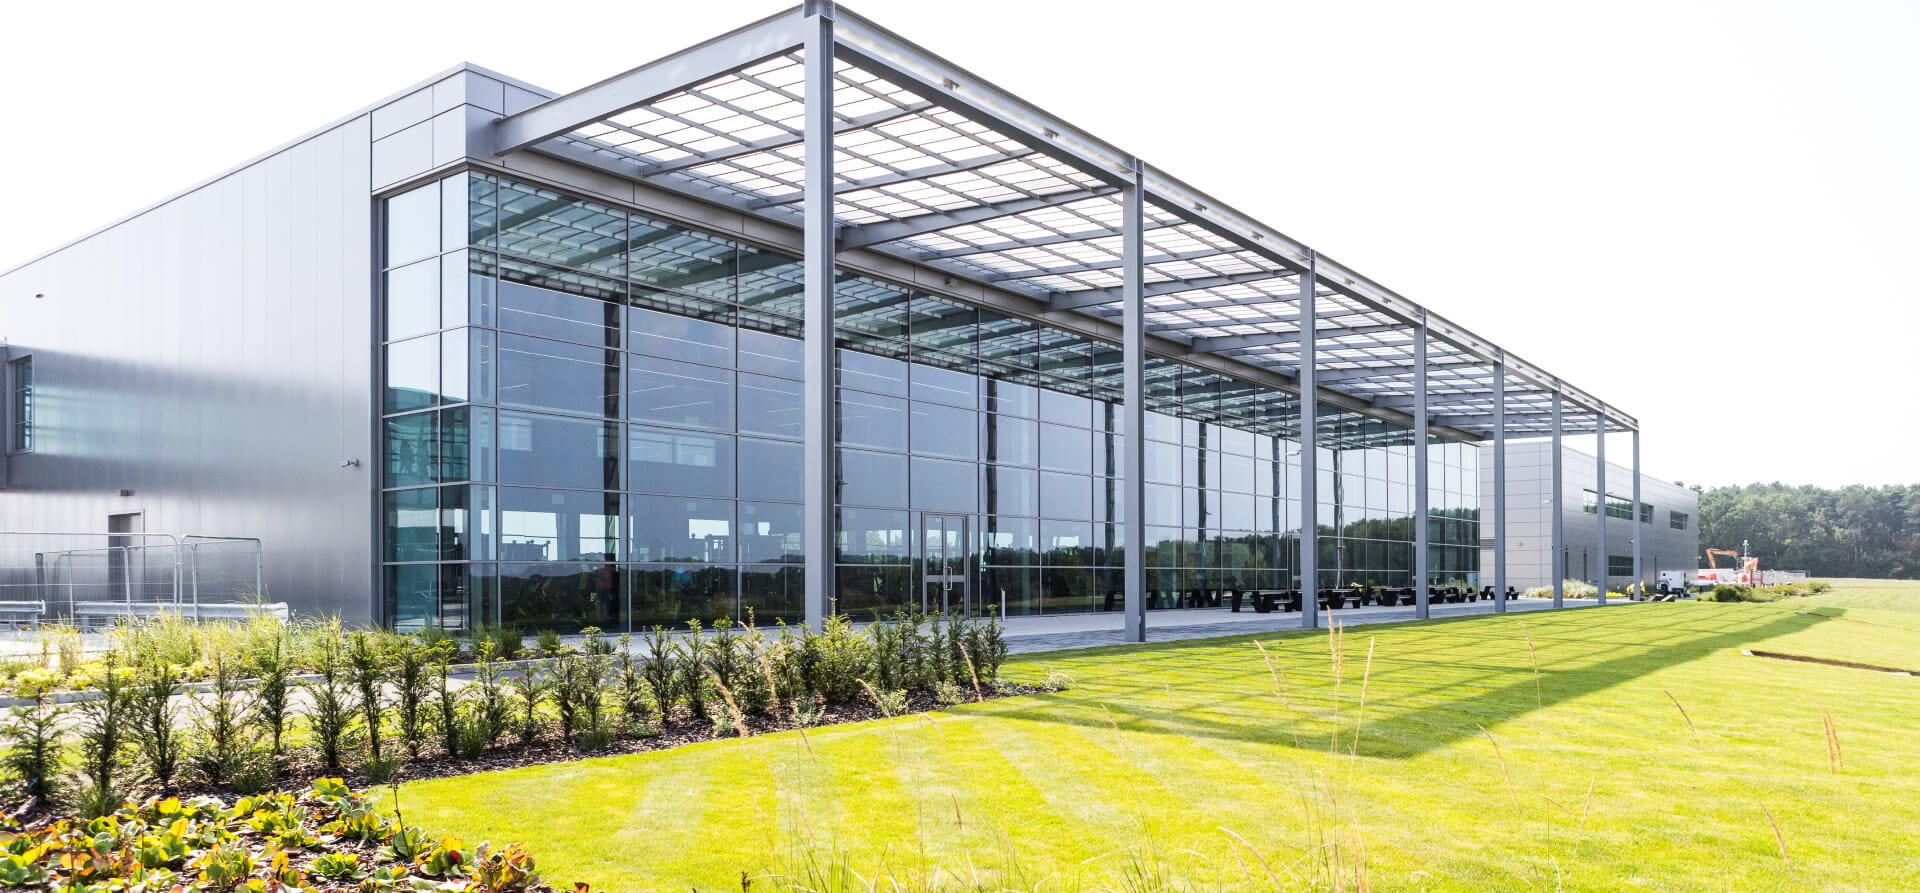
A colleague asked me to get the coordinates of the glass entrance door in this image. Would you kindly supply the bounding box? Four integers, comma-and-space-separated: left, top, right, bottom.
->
922, 514, 969, 615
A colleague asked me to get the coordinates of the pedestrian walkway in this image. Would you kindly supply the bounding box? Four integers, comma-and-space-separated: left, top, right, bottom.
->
1002, 597, 1609, 654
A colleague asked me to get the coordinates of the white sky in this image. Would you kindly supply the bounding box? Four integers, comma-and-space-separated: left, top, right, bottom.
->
2, 0, 1914, 489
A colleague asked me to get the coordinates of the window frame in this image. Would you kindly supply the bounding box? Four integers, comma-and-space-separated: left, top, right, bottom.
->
8, 356, 31, 454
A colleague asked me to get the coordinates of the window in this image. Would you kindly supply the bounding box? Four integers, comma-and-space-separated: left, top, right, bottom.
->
9, 358, 32, 452
1640, 502, 1654, 524
1607, 555, 1635, 577
1670, 511, 1689, 531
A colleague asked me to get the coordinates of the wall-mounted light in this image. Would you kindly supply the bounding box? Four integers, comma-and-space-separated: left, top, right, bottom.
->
339, 459, 361, 468
118, 489, 134, 497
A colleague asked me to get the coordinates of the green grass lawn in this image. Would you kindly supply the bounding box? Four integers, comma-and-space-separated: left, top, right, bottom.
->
393, 579, 1920, 891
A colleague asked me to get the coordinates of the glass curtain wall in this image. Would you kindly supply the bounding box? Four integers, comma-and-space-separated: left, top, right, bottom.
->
380, 171, 1479, 632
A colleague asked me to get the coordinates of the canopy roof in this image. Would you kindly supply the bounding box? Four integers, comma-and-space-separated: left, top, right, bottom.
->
488, 3, 1631, 437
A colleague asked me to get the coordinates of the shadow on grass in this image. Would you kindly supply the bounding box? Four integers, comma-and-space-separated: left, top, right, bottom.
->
992, 606, 1830, 759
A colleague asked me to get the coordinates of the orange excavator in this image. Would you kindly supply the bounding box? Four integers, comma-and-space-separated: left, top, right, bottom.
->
1698, 548, 1759, 588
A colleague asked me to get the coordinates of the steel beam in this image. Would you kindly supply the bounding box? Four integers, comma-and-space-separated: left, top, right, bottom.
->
493, 9, 807, 155
1493, 358, 1507, 613
1551, 390, 1564, 608
987, 247, 1220, 282
1596, 412, 1607, 606
1299, 252, 1320, 631
1050, 270, 1285, 312
800, 1, 836, 631
1413, 317, 1430, 620
836, 186, 1118, 251
748, 148, 1039, 208
1632, 428, 1643, 597
1122, 158, 1147, 643
1187, 323, 1401, 355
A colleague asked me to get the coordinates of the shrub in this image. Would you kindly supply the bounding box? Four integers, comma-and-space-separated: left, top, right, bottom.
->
1809, 581, 1832, 594
802, 614, 872, 703
1709, 583, 1754, 602
3, 683, 63, 803
640, 626, 677, 723
675, 624, 712, 725
535, 629, 563, 656
251, 633, 293, 759
347, 631, 390, 766
190, 651, 257, 786
471, 637, 512, 748
509, 668, 549, 746
394, 637, 439, 757
1521, 579, 1600, 600
306, 631, 359, 770
72, 652, 134, 816
130, 658, 185, 790
612, 636, 654, 739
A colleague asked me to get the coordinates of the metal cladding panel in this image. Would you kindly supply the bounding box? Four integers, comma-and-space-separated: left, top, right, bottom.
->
0, 115, 377, 624
1476, 440, 1698, 589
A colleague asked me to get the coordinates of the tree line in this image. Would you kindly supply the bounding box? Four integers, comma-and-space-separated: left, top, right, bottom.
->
1696, 482, 1920, 580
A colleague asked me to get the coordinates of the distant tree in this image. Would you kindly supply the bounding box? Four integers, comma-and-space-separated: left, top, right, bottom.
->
1698, 483, 1919, 579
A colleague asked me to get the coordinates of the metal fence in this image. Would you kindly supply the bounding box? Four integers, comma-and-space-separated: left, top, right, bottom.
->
0, 532, 264, 627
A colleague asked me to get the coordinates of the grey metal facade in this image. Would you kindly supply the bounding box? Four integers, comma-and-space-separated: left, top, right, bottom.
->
1477, 440, 1698, 592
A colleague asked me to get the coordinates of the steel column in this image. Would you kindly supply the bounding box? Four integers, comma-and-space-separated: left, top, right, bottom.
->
1632, 428, 1643, 597
1493, 357, 1507, 614
1299, 252, 1319, 631
1121, 158, 1147, 643
1596, 413, 1607, 606
1551, 390, 1564, 608
1412, 317, 1430, 619
800, 2, 837, 631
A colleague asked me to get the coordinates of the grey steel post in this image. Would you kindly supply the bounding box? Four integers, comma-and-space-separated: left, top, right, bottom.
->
1632, 427, 1643, 597
1121, 159, 1147, 643
1492, 357, 1507, 613
1298, 252, 1319, 631
800, 1, 837, 631
1412, 315, 1429, 619
1595, 411, 1607, 605
1551, 389, 1564, 608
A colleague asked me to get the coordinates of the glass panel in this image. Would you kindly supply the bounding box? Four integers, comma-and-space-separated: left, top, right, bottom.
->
1040, 389, 1093, 429
838, 449, 907, 507
468, 328, 496, 405
738, 437, 803, 501
835, 565, 910, 616
628, 353, 734, 431
836, 274, 911, 342
386, 259, 439, 340
437, 562, 489, 632
838, 349, 909, 397
385, 183, 439, 266
498, 333, 618, 416
982, 414, 1037, 467
629, 217, 735, 302
910, 361, 977, 408
466, 174, 496, 250
385, 412, 438, 488
837, 508, 910, 563
1040, 423, 1093, 474
910, 457, 976, 513
498, 280, 620, 346
498, 411, 618, 491
739, 501, 804, 563
440, 328, 469, 404
982, 465, 1038, 518
440, 173, 470, 251
384, 487, 439, 562
1041, 472, 1092, 520
385, 564, 438, 633
498, 487, 620, 562
837, 391, 907, 452
981, 377, 1037, 417
500, 561, 624, 633
1040, 567, 1095, 614
738, 328, 803, 379
492, 179, 628, 277
910, 401, 977, 460
629, 305, 735, 367
737, 248, 804, 319
738, 373, 802, 439
384, 335, 437, 413
984, 517, 1038, 564
739, 565, 804, 626
466, 485, 496, 560
630, 495, 734, 563
437, 405, 485, 483
910, 294, 978, 354
630, 425, 734, 497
